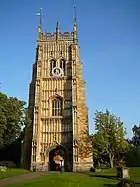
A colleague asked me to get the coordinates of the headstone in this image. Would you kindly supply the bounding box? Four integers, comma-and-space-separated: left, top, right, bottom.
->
116, 167, 130, 179
95, 168, 101, 172
123, 168, 130, 178
0, 166, 7, 172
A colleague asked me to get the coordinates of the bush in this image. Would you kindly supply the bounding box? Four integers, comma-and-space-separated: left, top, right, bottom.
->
90, 167, 95, 172
120, 179, 136, 187
0, 161, 16, 168
126, 146, 140, 167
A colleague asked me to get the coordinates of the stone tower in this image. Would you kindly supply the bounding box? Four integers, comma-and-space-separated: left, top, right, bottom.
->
21, 9, 93, 172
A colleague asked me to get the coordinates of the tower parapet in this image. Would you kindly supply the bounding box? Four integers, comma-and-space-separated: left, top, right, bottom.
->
39, 31, 74, 41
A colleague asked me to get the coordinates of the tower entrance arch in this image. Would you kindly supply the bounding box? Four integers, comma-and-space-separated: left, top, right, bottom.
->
47, 144, 68, 171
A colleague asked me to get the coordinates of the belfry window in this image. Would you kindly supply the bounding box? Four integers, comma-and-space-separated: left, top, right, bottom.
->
52, 98, 62, 116
50, 59, 56, 76
60, 59, 66, 76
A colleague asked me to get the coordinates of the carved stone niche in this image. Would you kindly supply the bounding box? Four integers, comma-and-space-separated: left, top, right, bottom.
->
73, 60, 76, 64
36, 80, 40, 86
34, 106, 39, 113
72, 45, 77, 52
37, 61, 41, 67
39, 45, 43, 51
32, 140, 37, 146
73, 79, 76, 85
73, 140, 78, 147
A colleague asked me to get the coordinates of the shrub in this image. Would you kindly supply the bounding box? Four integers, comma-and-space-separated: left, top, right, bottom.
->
0, 161, 16, 168
120, 179, 136, 187
90, 167, 95, 172
126, 146, 140, 167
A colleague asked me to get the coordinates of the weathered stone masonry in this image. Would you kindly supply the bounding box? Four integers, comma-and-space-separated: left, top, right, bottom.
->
21, 10, 93, 172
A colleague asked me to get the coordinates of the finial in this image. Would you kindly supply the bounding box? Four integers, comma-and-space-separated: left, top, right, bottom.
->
36, 8, 43, 26
56, 21, 60, 41
73, 4, 77, 22
56, 21, 60, 32
73, 5, 78, 43
56, 22, 59, 29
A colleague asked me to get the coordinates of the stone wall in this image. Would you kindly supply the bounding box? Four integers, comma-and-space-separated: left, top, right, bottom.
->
73, 162, 93, 172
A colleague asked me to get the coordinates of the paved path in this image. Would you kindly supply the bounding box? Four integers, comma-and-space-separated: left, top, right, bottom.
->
0, 172, 48, 187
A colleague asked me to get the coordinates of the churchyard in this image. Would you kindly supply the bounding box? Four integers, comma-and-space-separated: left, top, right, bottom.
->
0, 168, 30, 180
0, 167, 140, 187
0, 92, 140, 186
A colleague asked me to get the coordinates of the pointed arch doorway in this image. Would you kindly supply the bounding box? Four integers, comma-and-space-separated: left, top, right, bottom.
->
48, 145, 68, 171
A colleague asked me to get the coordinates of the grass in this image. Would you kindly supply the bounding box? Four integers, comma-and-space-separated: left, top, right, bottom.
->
0, 168, 30, 179
129, 167, 140, 179
89, 168, 116, 176
0, 167, 140, 187
88, 167, 140, 183
88, 167, 140, 178
6, 172, 118, 187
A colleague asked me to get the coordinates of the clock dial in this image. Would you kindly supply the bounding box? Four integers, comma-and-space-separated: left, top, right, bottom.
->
52, 67, 63, 77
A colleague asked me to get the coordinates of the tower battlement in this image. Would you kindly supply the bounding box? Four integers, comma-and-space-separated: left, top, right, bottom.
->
40, 32, 74, 41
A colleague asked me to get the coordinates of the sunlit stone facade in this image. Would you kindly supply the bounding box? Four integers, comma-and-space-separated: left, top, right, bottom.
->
21, 12, 93, 172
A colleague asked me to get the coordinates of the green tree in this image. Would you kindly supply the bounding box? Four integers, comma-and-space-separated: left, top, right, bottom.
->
93, 109, 128, 168
92, 134, 108, 168
0, 107, 31, 166
0, 92, 26, 149
131, 125, 140, 146
126, 146, 140, 167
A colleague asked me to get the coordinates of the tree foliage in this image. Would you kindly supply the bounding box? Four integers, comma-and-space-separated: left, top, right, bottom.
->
131, 125, 140, 146
93, 109, 128, 168
125, 125, 140, 167
0, 92, 26, 149
126, 146, 140, 167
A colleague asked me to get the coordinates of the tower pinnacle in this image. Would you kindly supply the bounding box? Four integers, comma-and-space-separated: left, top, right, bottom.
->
73, 5, 78, 43
56, 21, 60, 41
36, 8, 43, 36
74, 5, 77, 23
56, 22, 60, 32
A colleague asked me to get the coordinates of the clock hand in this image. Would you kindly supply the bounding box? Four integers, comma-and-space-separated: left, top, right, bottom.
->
56, 69, 60, 75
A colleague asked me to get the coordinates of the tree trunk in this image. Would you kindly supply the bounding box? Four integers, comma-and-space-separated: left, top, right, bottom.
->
109, 154, 114, 168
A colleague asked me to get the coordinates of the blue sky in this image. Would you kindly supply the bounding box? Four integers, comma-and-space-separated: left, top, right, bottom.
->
0, 0, 140, 138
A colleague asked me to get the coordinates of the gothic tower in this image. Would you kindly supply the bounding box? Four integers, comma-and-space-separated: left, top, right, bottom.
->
21, 9, 93, 172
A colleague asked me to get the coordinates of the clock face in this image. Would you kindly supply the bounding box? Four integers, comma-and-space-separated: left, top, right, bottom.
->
52, 67, 63, 77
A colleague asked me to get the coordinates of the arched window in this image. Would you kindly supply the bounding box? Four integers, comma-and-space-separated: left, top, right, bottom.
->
60, 59, 66, 76
52, 98, 62, 116
50, 59, 56, 76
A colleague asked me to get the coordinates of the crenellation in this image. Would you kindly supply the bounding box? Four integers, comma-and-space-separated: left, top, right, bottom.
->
45, 32, 74, 41
39, 32, 74, 42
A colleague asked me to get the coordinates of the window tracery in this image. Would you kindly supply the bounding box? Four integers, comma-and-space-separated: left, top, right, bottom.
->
52, 98, 63, 116
60, 59, 66, 76
50, 59, 56, 76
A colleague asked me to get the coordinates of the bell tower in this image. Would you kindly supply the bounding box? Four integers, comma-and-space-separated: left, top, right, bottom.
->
21, 8, 93, 172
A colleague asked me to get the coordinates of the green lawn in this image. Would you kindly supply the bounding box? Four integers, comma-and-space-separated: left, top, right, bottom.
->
89, 167, 140, 178
90, 168, 116, 176
1, 167, 140, 187
6, 173, 118, 187
129, 167, 140, 179
0, 168, 30, 179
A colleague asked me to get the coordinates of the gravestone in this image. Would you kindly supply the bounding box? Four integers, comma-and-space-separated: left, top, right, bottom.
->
117, 167, 130, 178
